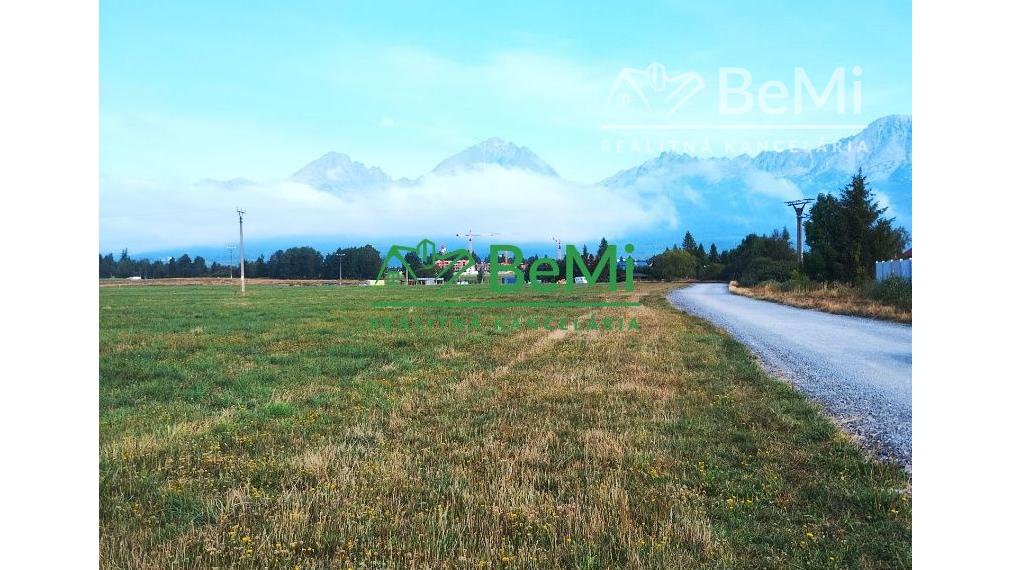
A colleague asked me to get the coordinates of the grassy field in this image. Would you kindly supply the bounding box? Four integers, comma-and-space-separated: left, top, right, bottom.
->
729, 281, 912, 324
100, 281, 911, 568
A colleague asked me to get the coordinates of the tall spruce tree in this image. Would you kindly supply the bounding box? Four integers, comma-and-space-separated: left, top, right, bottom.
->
596, 237, 610, 260
804, 170, 909, 283
681, 231, 697, 252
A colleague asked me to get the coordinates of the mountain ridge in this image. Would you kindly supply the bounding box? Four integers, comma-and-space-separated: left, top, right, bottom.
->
289, 151, 393, 192
275, 116, 910, 244
431, 137, 558, 177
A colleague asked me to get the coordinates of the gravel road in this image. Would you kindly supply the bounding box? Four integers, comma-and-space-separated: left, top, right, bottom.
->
667, 283, 912, 470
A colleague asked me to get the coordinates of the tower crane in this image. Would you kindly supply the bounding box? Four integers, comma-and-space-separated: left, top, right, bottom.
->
456, 230, 500, 256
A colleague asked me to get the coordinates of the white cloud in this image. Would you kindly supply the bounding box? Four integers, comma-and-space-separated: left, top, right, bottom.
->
99, 167, 672, 252
741, 169, 803, 200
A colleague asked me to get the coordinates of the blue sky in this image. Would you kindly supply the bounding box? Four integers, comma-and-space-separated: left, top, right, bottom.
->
101, 0, 911, 184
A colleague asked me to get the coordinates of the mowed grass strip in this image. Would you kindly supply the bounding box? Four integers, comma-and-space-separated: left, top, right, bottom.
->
99, 282, 910, 569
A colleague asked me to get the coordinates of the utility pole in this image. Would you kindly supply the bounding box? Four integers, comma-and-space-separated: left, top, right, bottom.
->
226, 245, 236, 279
785, 199, 814, 265
335, 252, 346, 282
236, 208, 246, 294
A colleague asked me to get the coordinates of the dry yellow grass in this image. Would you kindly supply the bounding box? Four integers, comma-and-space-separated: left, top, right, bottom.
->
100, 282, 911, 568
729, 281, 912, 323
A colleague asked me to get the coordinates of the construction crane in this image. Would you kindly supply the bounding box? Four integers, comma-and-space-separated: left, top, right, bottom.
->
552, 237, 563, 260
456, 230, 500, 256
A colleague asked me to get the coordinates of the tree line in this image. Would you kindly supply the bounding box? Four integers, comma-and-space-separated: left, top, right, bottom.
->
99, 245, 383, 280
647, 170, 909, 285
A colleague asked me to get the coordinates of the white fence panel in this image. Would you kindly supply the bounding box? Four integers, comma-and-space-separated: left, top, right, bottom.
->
875, 258, 912, 282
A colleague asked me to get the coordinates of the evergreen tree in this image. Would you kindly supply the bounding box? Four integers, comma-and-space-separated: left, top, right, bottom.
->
176, 254, 193, 277
403, 252, 424, 277
596, 237, 610, 260
574, 244, 590, 276
192, 256, 208, 276
709, 244, 719, 262
681, 231, 697, 252
114, 249, 134, 278
804, 170, 908, 283
99, 254, 115, 278
251, 255, 267, 278
150, 260, 166, 279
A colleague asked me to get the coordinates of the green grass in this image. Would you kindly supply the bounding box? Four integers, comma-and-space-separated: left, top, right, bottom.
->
100, 282, 911, 569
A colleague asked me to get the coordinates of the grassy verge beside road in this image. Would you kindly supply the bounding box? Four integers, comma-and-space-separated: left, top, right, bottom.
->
100, 282, 910, 568
730, 278, 912, 324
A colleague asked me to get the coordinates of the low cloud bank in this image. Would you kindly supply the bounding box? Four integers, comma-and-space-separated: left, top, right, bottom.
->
100, 166, 674, 252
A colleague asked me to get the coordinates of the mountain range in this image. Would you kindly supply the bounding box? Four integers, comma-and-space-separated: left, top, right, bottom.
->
273, 115, 911, 249
285, 137, 560, 190
600, 115, 911, 245
184, 116, 917, 262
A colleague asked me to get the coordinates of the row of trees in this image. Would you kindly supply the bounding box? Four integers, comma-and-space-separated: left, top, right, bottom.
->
719, 228, 796, 285
100, 240, 621, 283
99, 252, 222, 279
99, 245, 383, 280
647, 231, 726, 281
647, 171, 909, 285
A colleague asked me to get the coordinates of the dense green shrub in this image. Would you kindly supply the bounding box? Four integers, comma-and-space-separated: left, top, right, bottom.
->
651, 248, 699, 280
868, 276, 912, 311
737, 257, 795, 286
721, 229, 796, 285
698, 262, 725, 281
